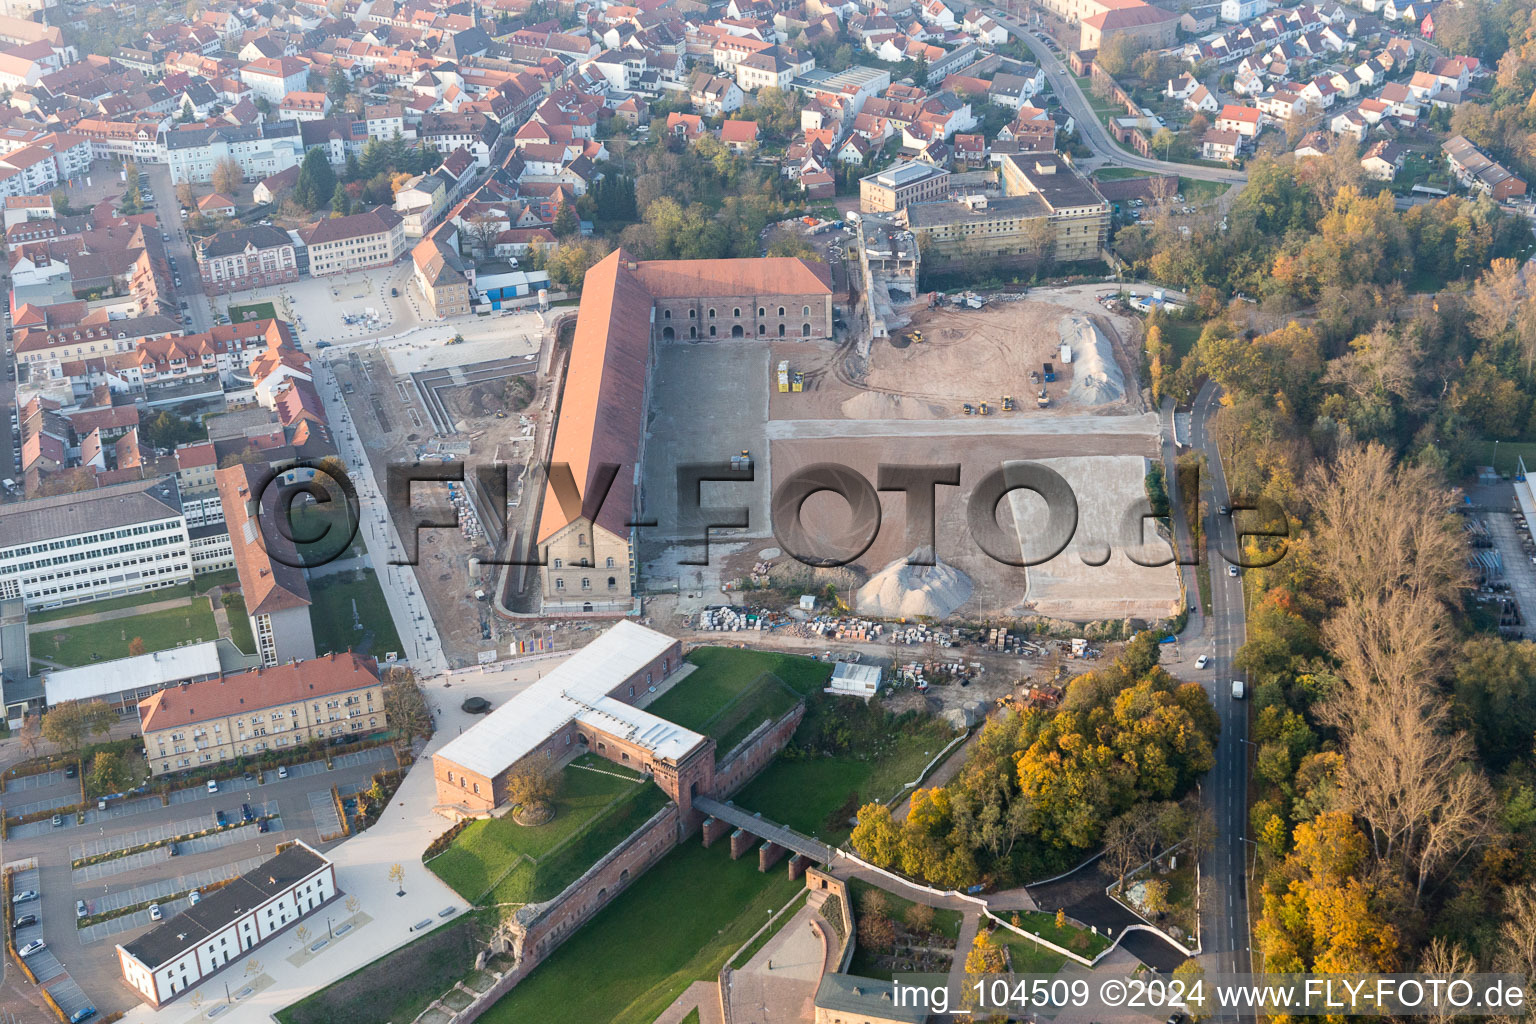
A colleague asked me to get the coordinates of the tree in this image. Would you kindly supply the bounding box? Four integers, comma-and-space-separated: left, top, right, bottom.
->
325, 66, 350, 104
553, 200, 579, 238
506, 760, 560, 813
41, 701, 117, 761
330, 182, 351, 215
127, 637, 146, 657
86, 750, 131, 797
906, 901, 935, 935
294, 148, 337, 212
50, 189, 73, 217
1141, 878, 1171, 917
175, 182, 196, 210
211, 158, 243, 196
382, 676, 431, 742
1173, 959, 1209, 1021
179, 98, 196, 123
1095, 33, 1147, 77
18, 714, 40, 759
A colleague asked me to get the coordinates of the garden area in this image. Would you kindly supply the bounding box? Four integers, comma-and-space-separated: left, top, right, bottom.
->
1113, 856, 1199, 949
308, 570, 403, 660
222, 594, 255, 655
29, 596, 218, 668
426, 755, 668, 908
846, 878, 963, 981
227, 300, 278, 323
479, 840, 802, 1024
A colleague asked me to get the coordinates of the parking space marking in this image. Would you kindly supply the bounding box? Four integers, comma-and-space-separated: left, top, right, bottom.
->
308, 790, 342, 839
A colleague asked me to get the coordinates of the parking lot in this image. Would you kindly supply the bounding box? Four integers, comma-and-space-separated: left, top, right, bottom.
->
3, 746, 398, 1017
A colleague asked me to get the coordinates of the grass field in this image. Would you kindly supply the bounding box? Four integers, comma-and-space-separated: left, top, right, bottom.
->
30, 598, 218, 667
997, 930, 1070, 974
479, 841, 801, 1024
194, 568, 240, 593
848, 878, 963, 941
1093, 166, 1145, 181
228, 300, 278, 323
730, 716, 955, 841
223, 594, 256, 655
1012, 910, 1111, 957
308, 571, 403, 659
1157, 319, 1203, 362
1177, 177, 1226, 204
647, 647, 832, 728
26, 584, 195, 624
427, 756, 662, 904
1465, 439, 1536, 478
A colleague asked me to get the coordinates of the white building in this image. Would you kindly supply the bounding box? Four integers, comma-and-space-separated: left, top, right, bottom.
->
41, 641, 223, 715
161, 122, 303, 185
117, 841, 337, 1008
1221, 0, 1271, 21
0, 476, 194, 609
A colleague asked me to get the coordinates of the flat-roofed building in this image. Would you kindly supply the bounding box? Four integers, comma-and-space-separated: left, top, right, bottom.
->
137, 651, 383, 775
0, 476, 193, 610
903, 192, 1055, 261
43, 641, 224, 716
1000, 153, 1110, 262
118, 840, 336, 1007
859, 160, 951, 213
431, 621, 705, 817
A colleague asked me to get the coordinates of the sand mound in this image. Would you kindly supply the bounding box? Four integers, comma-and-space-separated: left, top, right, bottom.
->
840, 391, 948, 420
855, 552, 973, 619
1060, 314, 1125, 406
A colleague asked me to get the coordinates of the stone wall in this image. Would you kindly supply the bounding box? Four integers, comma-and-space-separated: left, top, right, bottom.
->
708, 703, 805, 804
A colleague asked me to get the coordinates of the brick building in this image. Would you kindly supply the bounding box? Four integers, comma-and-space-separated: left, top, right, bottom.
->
195, 225, 298, 295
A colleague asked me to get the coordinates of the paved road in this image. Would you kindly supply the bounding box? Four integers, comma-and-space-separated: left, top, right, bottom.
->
1187, 381, 1253, 1010
144, 162, 215, 334
988, 12, 1248, 190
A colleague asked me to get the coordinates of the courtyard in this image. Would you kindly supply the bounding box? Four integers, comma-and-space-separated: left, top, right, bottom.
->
28, 595, 219, 670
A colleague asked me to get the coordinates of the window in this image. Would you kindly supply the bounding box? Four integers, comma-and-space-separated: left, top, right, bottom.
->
758, 324, 766, 335
473, 783, 480, 794
688, 308, 696, 318
757, 307, 765, 317
578, 534, 586, 547
555, 579, 565, 589
581, 578, 591, 589
777, 306, 785, 316
803, 305, 811, 316
663, 309, 671, 319
606, 556, 615, 567
803, 322, 812, 337
708, 307, 715, 318
608, 576, 617, 588
733, 307, 741, 317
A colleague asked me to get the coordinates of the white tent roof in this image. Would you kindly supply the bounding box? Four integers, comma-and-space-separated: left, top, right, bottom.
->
43, 642, 222, 706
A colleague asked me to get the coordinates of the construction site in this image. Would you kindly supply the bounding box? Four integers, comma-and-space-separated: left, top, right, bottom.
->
640, 286, 1184, 628
327, 329, 551, 666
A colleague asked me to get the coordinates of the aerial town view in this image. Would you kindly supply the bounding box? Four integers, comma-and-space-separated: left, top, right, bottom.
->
0, 0, 1533, 1020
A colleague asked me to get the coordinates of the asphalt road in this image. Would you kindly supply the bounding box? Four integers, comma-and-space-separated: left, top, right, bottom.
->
144, 162, 215, 334
987, 11, 1249, 189
1188, 380, 1254, 1008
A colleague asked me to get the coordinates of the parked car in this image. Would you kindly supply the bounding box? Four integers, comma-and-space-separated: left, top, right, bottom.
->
14, 892, 39, 908
69, 1008, 97, 1023
148, 903, 162, 921
18, 940, 45, 957
13, 914, 37, 929
188, 889, 201, 906
277, 765, 288, 779
64, 763, 77, 778
206, 779, 218, 794
51, 814, 63, 827
241, 802, 253, 823
215, 810, 227, 827
76, 899, 87, 919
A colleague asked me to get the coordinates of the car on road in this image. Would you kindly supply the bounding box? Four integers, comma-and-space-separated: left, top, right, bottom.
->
278, 765, 289, 779
69, 1008, 97, 1023
1195, 654, 1210, 669
1227, 564, 1239, 577
76, 899, 87, 919
1231, 679, 1246, 700
11, 890, 36, 905
13, 914, 37, 929
148, 903, 163, 921
18, 940, 45, 957
1217, 504, 1230, 515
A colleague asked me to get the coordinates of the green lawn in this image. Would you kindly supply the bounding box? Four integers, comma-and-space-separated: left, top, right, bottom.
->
1177, 178, 1226, 204
30, 599, 218, 667
1011, 910, 1111, 958
1158, 319, 1203, 362
848, 878, 963, 940
998, 930, 1070, 974
193, 568, 240, 593
647, 647, 833, 731
1093, 166, 1145, 181
479, 841, 801, 1024
228, 300, 278, 322
730, 717, 956, 841
26, 584, 196, 624
679, 1011, 701, 1024
308, 571, 403, 660
1465, 439, 1536, 478
223, 594, 256, 655
428, 756, 660, 904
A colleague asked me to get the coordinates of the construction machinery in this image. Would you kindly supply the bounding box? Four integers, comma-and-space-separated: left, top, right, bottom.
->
1036, 388, 1050, 408
909, 330, 924, 343
1002, 395, 1015, 411
962, 403, 974, 415
978, 401, 990, 415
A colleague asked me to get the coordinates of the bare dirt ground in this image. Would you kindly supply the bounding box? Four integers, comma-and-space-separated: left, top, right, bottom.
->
330, 347, 544, 662
769, 296, 1142, 422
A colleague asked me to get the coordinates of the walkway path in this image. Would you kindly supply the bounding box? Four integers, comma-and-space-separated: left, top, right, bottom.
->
695, 797, 833, 862
728, 901, 826, 1024
26, 596, 197, 631
948, 910, 981, 993
653, 982, 723, 1024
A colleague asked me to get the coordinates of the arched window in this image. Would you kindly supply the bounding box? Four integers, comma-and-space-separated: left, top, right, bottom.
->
803, 305, 811, 316
757, 306, 765, 317
778, 324, 785, 337
802, 322, 812, 337
708, 307, 716, 318
709, 326, 717, 336
663, 309, 671, 319
733, 307, 741, 317
688, 308, 696, 318
606, 556, 615, 567
607, 576, 617, 588
758, 324, 766, 335
777, 306, 785, 316
578, 534, 587, 546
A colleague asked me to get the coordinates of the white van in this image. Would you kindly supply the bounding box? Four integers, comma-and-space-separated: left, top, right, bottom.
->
1231, 679, 1245, 700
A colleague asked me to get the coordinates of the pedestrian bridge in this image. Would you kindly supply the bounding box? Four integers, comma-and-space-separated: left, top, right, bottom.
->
694, 796, 833, 864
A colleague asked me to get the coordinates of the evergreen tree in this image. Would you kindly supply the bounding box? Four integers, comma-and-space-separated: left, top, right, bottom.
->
295, 148, 337, 212
331, 181, 351, 215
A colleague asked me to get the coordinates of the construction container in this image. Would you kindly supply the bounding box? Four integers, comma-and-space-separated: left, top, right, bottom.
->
777, 360, 790, 393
